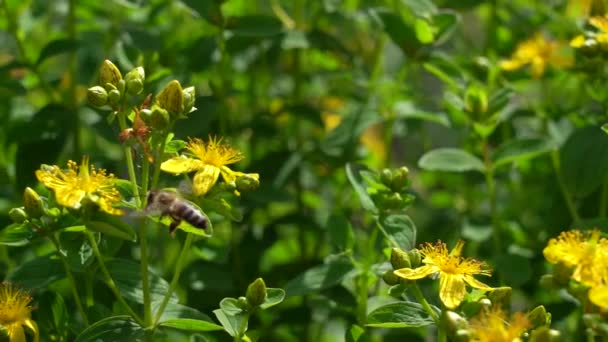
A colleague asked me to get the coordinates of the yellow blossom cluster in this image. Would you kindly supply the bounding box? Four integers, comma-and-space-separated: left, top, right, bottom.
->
499, 33, 572, 78
469, 307, 529, 342
543, 229, 608, 308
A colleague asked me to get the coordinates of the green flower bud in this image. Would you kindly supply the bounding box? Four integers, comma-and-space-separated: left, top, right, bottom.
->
246, 278, 267, 307
24, 187, 44, 218
407, 249, 421, 268
445, 311, 467, 332
236, 174, 260, 193
380, 168, 393, 187
385, 192, 404, 209
108, 89, 121, 107
539, 274, 555, 289
117, 79, 126, 95
148, 105, 170, 129
390, 247, 411, 269
87, 86, 108, 107
390, 166, 410, 191
99, 60, 122, 87
156, 80, 184, 116
237, 296, 250, 311
182, 86, 196, 113
9, 207, 28, 223
382, 270, 399, 285
529, 326, 560, 342
487, 286, 512, 309
527, 305, 550, 329
464, 84, 488, 120
125, 67, 145, 95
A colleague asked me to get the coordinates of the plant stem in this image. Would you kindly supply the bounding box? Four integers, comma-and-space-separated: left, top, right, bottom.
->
67, 0, 80, 157
551, 151, 581, 224
49, 234, 89, 326
410, 283, 439, 323
85, 231, 143, 325
150, 127, 172, 189
153, 233, 194, 326
117, 111, 141, 206
482, 139, 500, 254
139, 157, 152, 331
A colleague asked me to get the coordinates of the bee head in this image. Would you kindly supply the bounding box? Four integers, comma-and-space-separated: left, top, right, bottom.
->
146, 190, 158, 206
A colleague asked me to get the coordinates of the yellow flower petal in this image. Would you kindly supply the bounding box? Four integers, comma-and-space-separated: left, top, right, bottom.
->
570, 35, 586, 48
590, 16, 608, 32
589, 285, 608, 308
97, 197, 124, 216
499, 59, 524, 71
23, 319, 38, 342
193, 165, 221, 196
8, 324, 25, 342
54, 187, 86, 209
439, 274, 466, 309
394, 265, 437, 280
463, 275, 493, 291
161, 156, 204, 174
530, 57, 546, 79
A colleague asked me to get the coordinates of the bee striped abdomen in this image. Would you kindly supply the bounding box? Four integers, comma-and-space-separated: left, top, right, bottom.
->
178, 203, 207, 229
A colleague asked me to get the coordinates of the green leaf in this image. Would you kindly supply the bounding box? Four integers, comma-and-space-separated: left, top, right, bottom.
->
414, 19, 434, 44
159, 318, 223, 332
346, 163, 377, 213
219, 298, 243, 315
393, 101, 450, 126
561, 126, 608, 197
37, 292, 69, 341
371, 9, 421, 57
432, 10, 460, 45
8, 255, 64, 289
494, 254, 532, 287
260, 288, 285, 310
345, 324, 366, 342
86, 220, 136, 241
419, 148, 485, 172
182, 0, 223, 26
326, 213, 355, 251
492, 138, 554, 168
103, 259, 177, 304
366, 302, 436, 328
74, 316, 144, 342
285, 255, 355, 297
377, 214, 416, 250
213, 309, 248, 337
155, 302, 213, 323
401, 0, 437, 17
0, 223, 34, 246
227, 15, 283, 37
36, 39, 80, 65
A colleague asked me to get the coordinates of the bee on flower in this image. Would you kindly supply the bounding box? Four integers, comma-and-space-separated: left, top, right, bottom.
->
0, 282, 38, 342
35, 156, 124, 215
499, 33, 572, 78
160, 136, 259, 196
393, 240, 494, 309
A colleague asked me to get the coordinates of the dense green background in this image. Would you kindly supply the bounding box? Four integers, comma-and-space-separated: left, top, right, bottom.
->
2, 0, 608, 340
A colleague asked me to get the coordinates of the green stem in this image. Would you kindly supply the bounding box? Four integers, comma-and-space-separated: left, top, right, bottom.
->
482, 139, 501, 254
117, 111, 142, 206
67, 0, 80, 157
355, 271, 369, 325
551, 151, 581, 224
153, 233, 194, 326
85, 231, 143, 325
600, 177, 608, 218
49, 234, 89, 326
138, 157, 152, 330
410, 284, 439, 323
150, 126, 172, 190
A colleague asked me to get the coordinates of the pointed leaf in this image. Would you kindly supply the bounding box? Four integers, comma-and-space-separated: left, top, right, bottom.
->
74, 316, 144, 342
8, 255, 64, 289
260, 288, 285, 310
213, 309, 248, 337
378, 214, 416, 250
419, 148, 485, 172
159, 318, 223, 332
492, 138, 554, 168
36, 39, 80, 65
367, 302, 436, 328
285, 255, 355, 297
346, 163, 377, 213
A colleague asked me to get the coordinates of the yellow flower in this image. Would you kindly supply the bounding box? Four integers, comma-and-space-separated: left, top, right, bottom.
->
394, 240, 493, 309
0, 283, 38, 342
35, 156, 123, 215
571, 16, 608, 48
543, 229, 608, 287
469, 307, 529, 342
499, 34, 572, 78
161, 136, 258, 196
589, 285, 608, 308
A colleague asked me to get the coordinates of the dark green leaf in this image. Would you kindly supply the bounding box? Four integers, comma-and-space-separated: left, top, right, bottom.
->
227, 15, 283, 37
37, 292, 69, 341
345, 324, 366, 342
494, 254, 532, 287
371, 9, 421, 57
366, 302, 436, 328
492, 138, 554, 168
181, 0, 223, 26
393, 101, 450, 126
560, 126, 608, 197
419, 148, 485, 172
401, 0, 438, 17
326, 213, 354, 251
36, 39, 80, 65
74, 316, 144, 342
87, 220, 136, 241
432, 10, 460, 45
155, 302, 213, 323
346, 163, 377, 213
378, 214, 416, 250
103, 259, 176, 304
260, 288, 285, 310
0, 223, 34, 246
159, 318, 223, 332
8, 255, 65, 289
285, 255, 355, 297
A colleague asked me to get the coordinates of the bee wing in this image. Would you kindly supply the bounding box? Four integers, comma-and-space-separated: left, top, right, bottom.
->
177, 179, 195, 197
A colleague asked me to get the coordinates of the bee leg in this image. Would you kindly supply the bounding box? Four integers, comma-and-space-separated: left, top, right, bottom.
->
169, 219, 181, 234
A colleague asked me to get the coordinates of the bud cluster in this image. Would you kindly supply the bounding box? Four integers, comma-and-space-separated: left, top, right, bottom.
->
8, 187, 54, 227
371, 166, 414, 212
87, 60, 146, 108
382, 247, 422, 286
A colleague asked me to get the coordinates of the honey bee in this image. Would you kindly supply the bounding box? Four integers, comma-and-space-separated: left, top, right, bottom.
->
146, 190, 207, 234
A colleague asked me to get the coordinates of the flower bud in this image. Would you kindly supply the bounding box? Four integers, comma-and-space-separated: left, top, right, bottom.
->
156, 80, 184, 116
24, 187, 44, 219
237, 296, 250, 311
487, 286, 512, 309
382, 270, 399, 285
464, 85, 488, 119
125, 67, 145, 95
445, 311, 467, 331
108, 89, 121, 107
407, 249, 422, 268
182, 86, 196, 113
390, 166, 410, 191
87, 86, 108, 107
390, 247, 411, 269
527, 305, 550, 329
236, 173, 260, 193
380, 168, 393, 187
99, 60, 122, 87
246, 278, 267, 307
148, 105, 170, 129
8, 207, 28, 223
